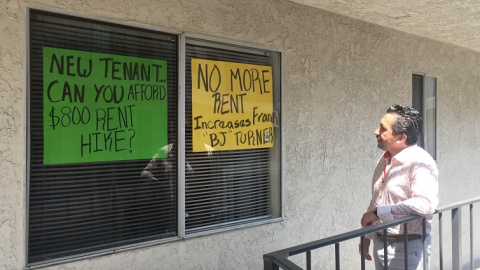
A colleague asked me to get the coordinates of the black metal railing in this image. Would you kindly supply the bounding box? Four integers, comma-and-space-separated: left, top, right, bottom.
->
263, 197, 480, 270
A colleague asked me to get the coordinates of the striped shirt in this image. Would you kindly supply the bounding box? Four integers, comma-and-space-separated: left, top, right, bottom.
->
366, 145, 439, 238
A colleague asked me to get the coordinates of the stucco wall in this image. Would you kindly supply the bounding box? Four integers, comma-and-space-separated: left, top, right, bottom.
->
1, 0, 480, 269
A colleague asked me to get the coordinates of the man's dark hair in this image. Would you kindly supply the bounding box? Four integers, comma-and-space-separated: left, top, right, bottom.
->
386, 104, 422, 145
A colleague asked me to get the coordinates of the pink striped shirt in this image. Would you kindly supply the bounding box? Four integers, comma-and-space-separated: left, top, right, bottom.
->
366, 145, 439, 238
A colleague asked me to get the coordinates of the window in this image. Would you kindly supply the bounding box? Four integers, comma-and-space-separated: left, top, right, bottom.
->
412, 74, 437, 159
28, 10, 178, 264
184, 38, 282, 234
27, 10, 282, 265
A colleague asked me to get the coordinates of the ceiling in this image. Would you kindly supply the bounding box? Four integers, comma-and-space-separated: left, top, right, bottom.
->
289, 0, 480, 53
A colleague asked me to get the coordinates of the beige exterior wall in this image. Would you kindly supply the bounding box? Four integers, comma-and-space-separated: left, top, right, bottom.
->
1, 0, 480, 269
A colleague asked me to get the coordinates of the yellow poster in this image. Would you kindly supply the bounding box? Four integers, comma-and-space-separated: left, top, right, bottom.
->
191, 58, 274, 152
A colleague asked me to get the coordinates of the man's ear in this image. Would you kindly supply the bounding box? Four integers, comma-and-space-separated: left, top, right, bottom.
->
395, 133, 407, 144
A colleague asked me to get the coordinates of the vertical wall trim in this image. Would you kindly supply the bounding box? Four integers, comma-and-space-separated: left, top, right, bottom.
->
177, 33, 186, 238
25, 7, 31, 267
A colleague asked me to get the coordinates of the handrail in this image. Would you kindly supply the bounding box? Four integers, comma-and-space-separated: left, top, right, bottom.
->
267, 215, 420, 257
264, 196, 480, 270
435, 197, 480, 212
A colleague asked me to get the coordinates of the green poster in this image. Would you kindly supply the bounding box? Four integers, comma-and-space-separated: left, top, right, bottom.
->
43, 47, 168, 164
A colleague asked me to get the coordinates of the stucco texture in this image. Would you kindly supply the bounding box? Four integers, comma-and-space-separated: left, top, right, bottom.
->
1, 0, 480, 269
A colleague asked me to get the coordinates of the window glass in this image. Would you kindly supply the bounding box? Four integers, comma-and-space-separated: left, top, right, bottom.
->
185, 39, 282, 233
28, 10, 282, 265
424, 76, 437, 159
28, 10, 178, 264
412, 74, 436, 159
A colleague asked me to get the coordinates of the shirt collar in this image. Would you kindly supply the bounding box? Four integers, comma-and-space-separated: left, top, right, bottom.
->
384, 145, 416, 164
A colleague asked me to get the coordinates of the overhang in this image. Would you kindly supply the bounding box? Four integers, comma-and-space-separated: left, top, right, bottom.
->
289, 0, 480, 52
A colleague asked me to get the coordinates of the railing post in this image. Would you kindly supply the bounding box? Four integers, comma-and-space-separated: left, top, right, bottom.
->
335, 243, 340, 270
422, 218, 427, 270
306, 250, 311, 270
439, 212, 443, 270
263, 255, 280, 270
470, 204, 474, 270
452, 207, 462, 270
361, 236, 366, 270
384, 228, 388, 269
404, 225, 409, 269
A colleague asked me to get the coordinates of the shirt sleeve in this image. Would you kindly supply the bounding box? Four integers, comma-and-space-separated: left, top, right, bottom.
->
364, 200, 378, 240
390, 162, 439, 218
377, 205, 395, 221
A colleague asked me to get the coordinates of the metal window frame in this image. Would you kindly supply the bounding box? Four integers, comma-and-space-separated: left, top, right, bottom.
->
25, 7, 182, 268
412, 72, 437, 161
25, 7, 32, 269
25, 7, 284, 267
181, 32, 284, 239
423, 75, 437, 160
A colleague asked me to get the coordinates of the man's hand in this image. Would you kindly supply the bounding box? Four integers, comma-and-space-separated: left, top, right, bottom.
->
361, 211, 380, 227
358, 238, 372, 260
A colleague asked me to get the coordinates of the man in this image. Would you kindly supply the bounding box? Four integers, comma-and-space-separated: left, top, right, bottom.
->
359, 105, 439, 270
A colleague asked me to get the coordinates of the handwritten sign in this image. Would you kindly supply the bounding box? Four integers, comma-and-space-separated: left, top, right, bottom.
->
43, 47, 168, 164
191, 58, 274, 152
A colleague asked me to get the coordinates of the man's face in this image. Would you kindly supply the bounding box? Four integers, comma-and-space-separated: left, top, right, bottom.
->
374, 113, 400, 152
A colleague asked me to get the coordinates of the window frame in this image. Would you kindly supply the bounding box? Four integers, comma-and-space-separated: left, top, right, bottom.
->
182, 33, 284, 238
25, 8, 284, 267
26, 8, 182, 266
412, 73, 437, 160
